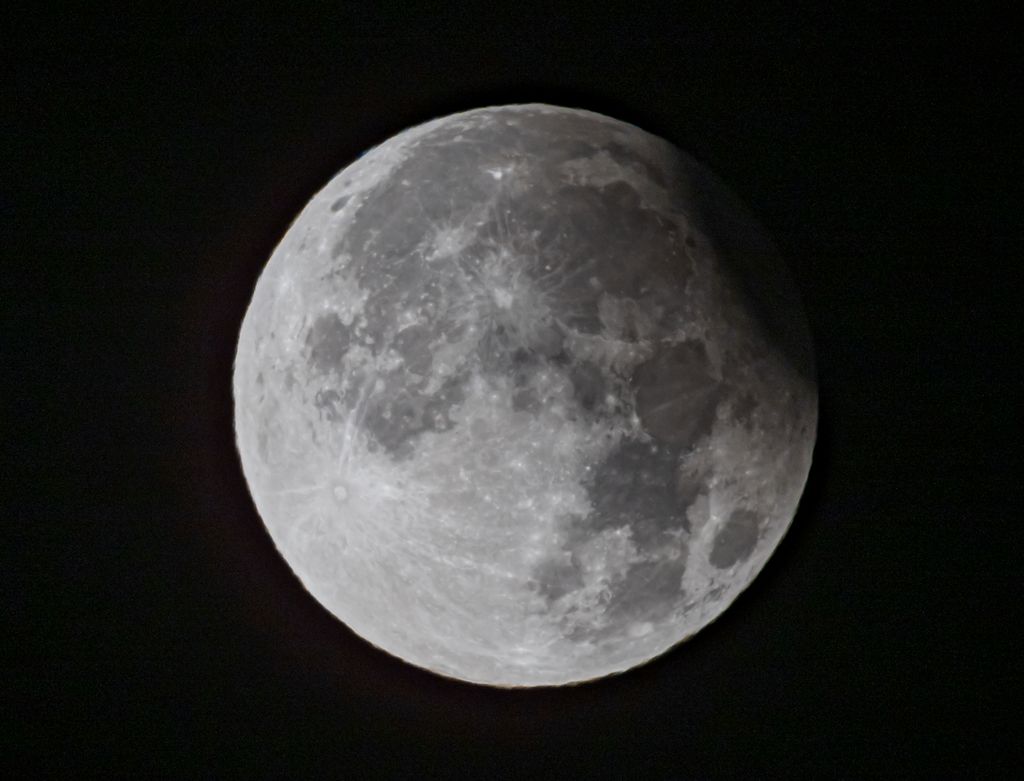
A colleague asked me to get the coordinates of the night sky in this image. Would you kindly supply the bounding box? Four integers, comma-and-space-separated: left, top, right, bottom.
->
8, 5, 1020, 778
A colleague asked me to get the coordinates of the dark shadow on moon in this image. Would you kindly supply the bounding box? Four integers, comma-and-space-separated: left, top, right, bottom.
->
406, 91, 817, 390
177, 103, 823, 764
231, 100, 820, 688
676, 161, 817, 387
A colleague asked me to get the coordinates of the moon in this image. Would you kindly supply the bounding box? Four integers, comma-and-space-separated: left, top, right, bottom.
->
233, 104, 817, 686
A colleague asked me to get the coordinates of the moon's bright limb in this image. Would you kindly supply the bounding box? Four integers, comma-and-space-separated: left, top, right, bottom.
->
233, 104, 817, 686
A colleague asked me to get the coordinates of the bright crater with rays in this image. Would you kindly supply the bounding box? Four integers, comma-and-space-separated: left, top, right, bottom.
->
233, 104, 817, 686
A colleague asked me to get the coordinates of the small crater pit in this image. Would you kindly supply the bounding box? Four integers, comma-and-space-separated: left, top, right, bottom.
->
314, 388, 343, 421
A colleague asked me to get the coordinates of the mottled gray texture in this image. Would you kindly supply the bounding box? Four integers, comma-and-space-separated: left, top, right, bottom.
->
233, 104, 817, 686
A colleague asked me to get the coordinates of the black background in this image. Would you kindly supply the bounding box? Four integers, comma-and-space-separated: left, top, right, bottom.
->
7, 4, 1021, 778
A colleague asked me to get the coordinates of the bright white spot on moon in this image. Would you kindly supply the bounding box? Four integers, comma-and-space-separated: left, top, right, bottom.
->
233, 104, 817, 687
492, 288, 514, 309
630, 621, 653, 638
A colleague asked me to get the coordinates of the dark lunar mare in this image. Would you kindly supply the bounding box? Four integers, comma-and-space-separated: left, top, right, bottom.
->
305, 110, 700, 461
530, 437, 695, 640
306, 108, 777, 623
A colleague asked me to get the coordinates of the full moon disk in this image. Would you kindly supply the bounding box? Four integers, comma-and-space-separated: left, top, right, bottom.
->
233, 104, 817, 686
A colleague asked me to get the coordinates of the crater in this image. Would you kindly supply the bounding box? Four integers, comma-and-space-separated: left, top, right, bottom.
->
709, 508, 761, 569
530, 320, 565, 359
313, 388, 343, 421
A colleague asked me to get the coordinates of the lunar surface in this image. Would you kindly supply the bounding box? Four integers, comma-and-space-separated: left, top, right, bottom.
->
233, 104, 817, 686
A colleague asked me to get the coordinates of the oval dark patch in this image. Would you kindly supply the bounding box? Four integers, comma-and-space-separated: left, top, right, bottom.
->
569, 360, 606, 411
709, 508, 760, 569
305, 313, 351, 374
633, 340, 722, 446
